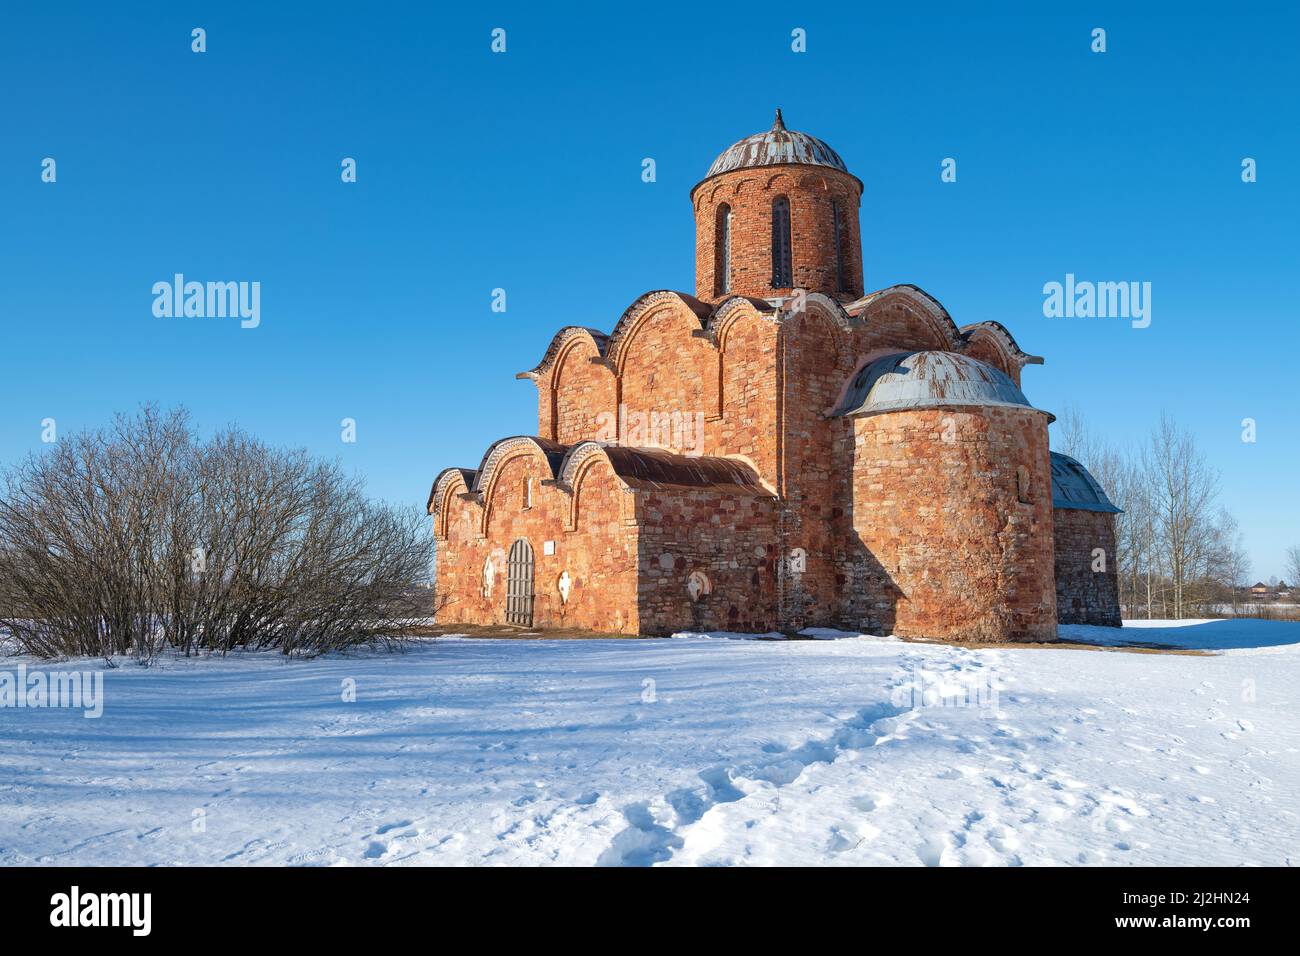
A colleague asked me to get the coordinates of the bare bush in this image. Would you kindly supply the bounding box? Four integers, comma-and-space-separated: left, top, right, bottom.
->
0, 407, 434, 659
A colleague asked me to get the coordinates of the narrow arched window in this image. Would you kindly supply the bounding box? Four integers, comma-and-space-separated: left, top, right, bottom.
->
832, 201, 848, 292
715, 204, 732, 295
771, 197, 792, 288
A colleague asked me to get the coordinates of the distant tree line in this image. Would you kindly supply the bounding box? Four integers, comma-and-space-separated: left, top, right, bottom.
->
1058, 407, 1296, 620
0, 407, 435, 660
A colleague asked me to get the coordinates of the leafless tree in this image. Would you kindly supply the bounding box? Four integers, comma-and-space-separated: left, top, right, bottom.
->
1052, 407, 1250, 620
1214, 511, 1251, 614
1056, 403, 1095, 466
1144, 413, 1222, 619
0, 406, 434, 659
1287, 546, 1300, 590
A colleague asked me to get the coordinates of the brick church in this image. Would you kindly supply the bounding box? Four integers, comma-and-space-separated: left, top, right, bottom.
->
428, 111, 1121, 641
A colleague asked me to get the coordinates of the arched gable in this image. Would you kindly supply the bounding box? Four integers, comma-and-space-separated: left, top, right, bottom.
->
782, 298, 852, 370
704, 294, 777, 343
549, 332, 617, 443
474, 436, 568, 537
794, 292, 855, 332
608, 292, 718, 451
516, 326, 610, 382
604, 290, 712, 372
517, 327, 613, 439
555, 441, 629, 532
960, 321, 1044, 387
705, 296, 777, 421
962, 330, 1017, 382
428, 467, 477, 540
848, 284, 963, 353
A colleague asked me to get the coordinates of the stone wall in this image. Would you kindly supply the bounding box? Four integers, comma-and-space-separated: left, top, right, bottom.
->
634, 486, 779, 635
616, 302, 718, 456
1053, 507, 1122, 627
845, 406, 1058, 642
550, 335, 617, 445
713, 307, 780, 486
434, 450, 640, 634
775, 308, 856, 630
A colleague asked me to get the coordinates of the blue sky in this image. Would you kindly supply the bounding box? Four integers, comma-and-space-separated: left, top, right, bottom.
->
2, 3, 1297, 578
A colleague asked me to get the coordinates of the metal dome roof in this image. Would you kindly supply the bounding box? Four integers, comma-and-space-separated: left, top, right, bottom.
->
833, 351, 1046, 418
1049, 452, 1121, 513
703, 109, 849, 180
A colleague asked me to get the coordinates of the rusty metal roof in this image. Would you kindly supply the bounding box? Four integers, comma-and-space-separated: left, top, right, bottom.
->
1050, 452, 1120, 513
833, 351, 1045, 418
603, 445, 772, 495
702, 109, 848, 181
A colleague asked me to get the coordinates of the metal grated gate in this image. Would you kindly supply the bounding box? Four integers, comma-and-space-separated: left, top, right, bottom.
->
505, 538, 535, 626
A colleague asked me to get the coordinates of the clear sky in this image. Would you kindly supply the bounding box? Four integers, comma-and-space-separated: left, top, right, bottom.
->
3, 3, 1297, 578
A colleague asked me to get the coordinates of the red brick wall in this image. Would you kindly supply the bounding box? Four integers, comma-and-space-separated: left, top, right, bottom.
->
616, 304, 717, 455
846, 406, 1058, 642
691, 167, 864, 303
715, 307, 780, 487
434, 450, 640, 633
774, 307, 857, 629
1053, 508, 1122, 627
963, 336, 1020, 387
850, 296, 953, 355
431, 475, 488, 626
634, 486, 779, 635
433, 447, 785, 637
549, 337, 617, 444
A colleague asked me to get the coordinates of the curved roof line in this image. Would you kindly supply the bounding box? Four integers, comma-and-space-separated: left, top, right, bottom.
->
790, 291, 855, 331
1050, 452, 1121, 513
960, 320, 1044, 367
604, 290, 713, 371
846, 284, 963, 350
832, 350, 1051, 420
555, 440, 610, 488
513, 286, 1043, 394
471, 435, 570, 497
692, 110, 860, 194
427, 466, 478, 536
706, 291, 854, 341
703, 294, 780, 342
517, 326, 610, 381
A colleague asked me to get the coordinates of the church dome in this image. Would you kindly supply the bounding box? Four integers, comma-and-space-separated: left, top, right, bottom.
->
1050, 452, 1120, 513
834, 351, 1048, 418
703, 109, 849, 180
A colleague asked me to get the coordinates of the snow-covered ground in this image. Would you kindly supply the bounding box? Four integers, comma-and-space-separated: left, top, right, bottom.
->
2, 619, 1297, 866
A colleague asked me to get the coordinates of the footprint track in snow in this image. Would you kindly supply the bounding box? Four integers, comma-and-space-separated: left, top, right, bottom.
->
596, 660, 925, 866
